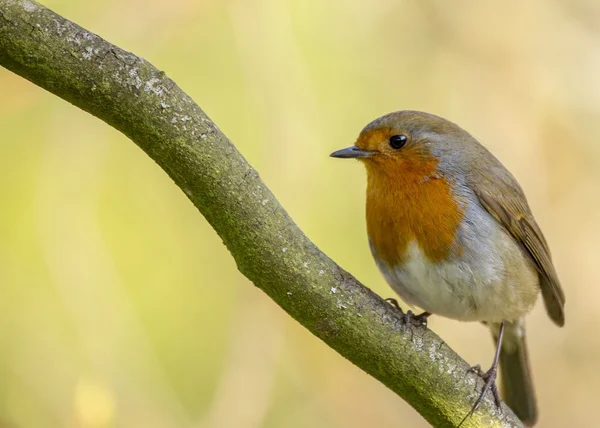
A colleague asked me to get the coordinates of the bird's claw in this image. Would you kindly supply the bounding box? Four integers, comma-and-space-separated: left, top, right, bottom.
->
461, 364, 502, 424
384, 298, 430, 327
472, 364, 502, 409
406, 310, 430, 327
467, 364, 483, 377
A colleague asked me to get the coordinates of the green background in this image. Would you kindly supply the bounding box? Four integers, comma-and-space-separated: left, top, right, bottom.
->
0, 0, 597, 426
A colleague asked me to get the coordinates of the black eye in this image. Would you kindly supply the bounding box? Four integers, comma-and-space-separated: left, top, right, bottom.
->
389, 134, 408, 150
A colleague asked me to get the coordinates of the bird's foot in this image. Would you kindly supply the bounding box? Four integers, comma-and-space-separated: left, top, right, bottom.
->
463, 363, 502, 421
459, 321, 506, 427
384, 298, 430, 327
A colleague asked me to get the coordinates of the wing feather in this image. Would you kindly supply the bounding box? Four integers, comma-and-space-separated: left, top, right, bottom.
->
472, 175, 565, 326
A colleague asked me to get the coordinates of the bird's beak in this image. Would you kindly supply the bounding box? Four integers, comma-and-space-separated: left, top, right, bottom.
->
329, 146, 374, 159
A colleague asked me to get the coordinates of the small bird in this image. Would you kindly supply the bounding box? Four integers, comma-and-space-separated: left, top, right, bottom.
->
330, 111, 565, 426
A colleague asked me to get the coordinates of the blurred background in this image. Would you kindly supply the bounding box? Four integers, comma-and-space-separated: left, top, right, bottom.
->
1, 0, 598, 426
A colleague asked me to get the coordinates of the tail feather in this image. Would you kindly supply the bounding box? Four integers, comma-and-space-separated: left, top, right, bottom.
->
492, 320, 538, 426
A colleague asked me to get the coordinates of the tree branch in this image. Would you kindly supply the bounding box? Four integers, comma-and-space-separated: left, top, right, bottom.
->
0, 1, 522, 426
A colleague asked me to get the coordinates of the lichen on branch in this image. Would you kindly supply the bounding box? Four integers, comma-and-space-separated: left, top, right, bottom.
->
0, 1, 522, 426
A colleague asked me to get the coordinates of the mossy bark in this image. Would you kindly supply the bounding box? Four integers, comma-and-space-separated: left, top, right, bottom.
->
0, 1, 523, 426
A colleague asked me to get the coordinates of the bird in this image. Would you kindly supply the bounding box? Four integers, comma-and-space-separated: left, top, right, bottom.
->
330, 111, 565, 426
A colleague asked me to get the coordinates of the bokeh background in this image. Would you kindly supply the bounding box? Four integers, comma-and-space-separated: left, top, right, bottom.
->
1, 0, 599, 427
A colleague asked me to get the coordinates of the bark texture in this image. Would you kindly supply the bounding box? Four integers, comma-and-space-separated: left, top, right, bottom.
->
0, 1, 523, 426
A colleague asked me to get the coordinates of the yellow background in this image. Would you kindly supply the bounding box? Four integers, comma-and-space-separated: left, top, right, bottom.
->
1, 0, 598, 427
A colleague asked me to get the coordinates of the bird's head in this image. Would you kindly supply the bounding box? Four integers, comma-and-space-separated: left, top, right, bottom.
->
331, 110, 478, 180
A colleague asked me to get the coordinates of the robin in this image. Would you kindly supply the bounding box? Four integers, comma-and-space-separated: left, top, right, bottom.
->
330, 111, 565, 426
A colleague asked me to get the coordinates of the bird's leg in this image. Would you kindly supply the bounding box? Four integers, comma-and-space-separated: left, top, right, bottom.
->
464, 321, 505, 419
410, 311, 431, 327
384, 298, 430, 327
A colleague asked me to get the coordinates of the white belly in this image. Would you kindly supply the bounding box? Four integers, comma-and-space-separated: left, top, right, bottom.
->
371, 226, 539, 323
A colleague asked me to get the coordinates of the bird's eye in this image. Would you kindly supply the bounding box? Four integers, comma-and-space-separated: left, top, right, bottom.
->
389, 134, 408, 150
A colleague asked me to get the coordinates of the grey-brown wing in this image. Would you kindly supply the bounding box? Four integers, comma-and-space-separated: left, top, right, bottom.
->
474, 185, 565, 326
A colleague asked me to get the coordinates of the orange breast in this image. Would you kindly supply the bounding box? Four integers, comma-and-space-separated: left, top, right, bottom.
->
366, 156, 464, 266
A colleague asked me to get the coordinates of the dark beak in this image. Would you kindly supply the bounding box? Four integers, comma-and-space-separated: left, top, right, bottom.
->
329, 146, 374, 159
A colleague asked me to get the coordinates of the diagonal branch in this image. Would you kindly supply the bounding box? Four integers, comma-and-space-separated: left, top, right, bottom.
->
0, 1, 522, 426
